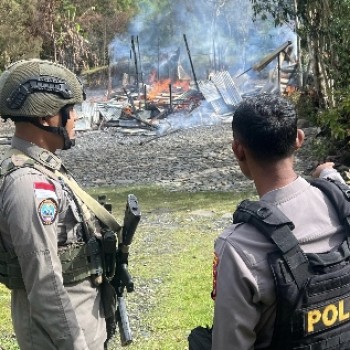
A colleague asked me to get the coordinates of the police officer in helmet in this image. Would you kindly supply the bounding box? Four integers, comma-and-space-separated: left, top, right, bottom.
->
0, 59, 117, 349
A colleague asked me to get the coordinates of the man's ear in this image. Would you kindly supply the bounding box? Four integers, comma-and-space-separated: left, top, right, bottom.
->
38, 116, 48, 126
232, 139, 245, 161
295, 129, 305, 150
39, 115, 56, 126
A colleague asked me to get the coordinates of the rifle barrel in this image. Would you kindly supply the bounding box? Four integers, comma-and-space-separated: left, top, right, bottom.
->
117, 297, 133, 346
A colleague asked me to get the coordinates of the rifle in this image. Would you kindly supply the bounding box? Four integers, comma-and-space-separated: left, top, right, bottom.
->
101, 194, 141, 348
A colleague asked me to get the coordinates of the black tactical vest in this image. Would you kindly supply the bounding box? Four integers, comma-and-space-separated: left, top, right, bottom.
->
233, 178, 350, 350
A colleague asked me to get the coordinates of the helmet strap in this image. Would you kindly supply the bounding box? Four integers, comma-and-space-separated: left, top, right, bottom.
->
30, 107, 74, 150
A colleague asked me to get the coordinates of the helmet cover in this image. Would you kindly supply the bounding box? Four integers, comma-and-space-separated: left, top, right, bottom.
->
0, 59, 85, 118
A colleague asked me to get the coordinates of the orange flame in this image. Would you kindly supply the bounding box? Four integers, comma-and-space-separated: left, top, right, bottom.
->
147, 79, 190, 100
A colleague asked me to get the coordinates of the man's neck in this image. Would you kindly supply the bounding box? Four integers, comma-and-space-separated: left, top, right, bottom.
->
14, 122, 58, 153
251, 158, 298, 197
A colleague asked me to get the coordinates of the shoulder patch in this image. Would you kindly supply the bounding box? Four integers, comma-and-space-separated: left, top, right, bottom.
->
38, 199, 58, 225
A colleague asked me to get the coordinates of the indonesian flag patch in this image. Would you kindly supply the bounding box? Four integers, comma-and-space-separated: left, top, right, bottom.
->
34, 182, 58, 225
34, 182, 58, 201
38, 199, 58, 225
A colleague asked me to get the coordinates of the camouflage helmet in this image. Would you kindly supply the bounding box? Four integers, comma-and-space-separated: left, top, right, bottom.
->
0, 59, 85, 118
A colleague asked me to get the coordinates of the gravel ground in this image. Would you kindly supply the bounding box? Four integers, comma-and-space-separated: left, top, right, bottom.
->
0, 118, 319, 193
62, 122, 253, 192
63, 122, 319, 192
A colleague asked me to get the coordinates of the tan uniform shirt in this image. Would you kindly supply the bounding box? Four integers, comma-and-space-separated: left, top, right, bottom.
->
0, 136, 106, 350
212, 172, 347, 350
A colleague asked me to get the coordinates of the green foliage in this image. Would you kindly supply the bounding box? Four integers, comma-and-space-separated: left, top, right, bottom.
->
314, 89, 350, 161
0, 284, 18, 349
250, 0, 296, 24
0, 285, 12, 332
0, 0, 42, 69
250, 0, 350, 160
0, 336, 18, 350
287, 91, 318, 124
0, 0, 137, 72
309, 136, 332, 162
318, 109, 347, 141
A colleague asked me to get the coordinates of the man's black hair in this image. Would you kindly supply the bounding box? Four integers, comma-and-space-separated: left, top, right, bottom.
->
232, 94, 297, 161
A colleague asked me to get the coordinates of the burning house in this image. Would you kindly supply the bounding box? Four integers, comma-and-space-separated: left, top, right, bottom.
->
107, 39, 191, 93
77, 33, 299, 139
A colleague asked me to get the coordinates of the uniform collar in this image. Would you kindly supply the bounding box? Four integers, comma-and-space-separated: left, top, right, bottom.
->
11, 136, 62, 170
261, 176, 310, 204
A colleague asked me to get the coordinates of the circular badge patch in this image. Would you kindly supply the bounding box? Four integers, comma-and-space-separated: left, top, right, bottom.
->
38, 199, 58, 225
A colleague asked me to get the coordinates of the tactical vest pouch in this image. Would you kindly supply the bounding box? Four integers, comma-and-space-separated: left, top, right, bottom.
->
59, 243, 97, 284
0, 243, 98, 289
0, 250, 25, 289
188, 326, 212, 350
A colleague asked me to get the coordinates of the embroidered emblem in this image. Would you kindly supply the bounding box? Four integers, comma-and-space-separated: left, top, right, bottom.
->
34, 182, 58, 201
38, 199, 58, 225
211, 252, 219, 300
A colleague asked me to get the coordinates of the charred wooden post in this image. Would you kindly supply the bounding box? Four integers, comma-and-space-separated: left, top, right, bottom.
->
131, 36, 139, 88
136, 35, 143, 85
236, 40, 293, 79
144, 84, 147, 106
169, 83, 173, 112
183, 34, 200, 92
128, 50, 131, 81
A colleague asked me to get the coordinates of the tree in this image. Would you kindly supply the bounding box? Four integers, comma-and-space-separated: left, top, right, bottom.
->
0, 0, 136, 72
0, 0, 42, 71
250, 0, 346, 107
250, 0, 350, 163
74, 0, 135, 68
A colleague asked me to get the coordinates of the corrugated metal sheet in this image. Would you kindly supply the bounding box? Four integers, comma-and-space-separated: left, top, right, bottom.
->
198, 71, 242, 115
199, 80, 232, 115
210, 71, 242, 106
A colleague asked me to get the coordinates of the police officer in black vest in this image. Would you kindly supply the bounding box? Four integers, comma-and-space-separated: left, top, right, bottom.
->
211, 94, 350, 350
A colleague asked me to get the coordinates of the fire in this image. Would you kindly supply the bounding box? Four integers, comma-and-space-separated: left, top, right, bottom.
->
173, 80, 190, 91
147, 79, 190, 100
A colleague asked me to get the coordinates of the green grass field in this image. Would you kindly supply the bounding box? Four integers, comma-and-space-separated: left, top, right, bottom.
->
0, 184, 255, 350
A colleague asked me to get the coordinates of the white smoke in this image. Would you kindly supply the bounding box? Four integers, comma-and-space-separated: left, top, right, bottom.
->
107, 0, 297, 130
156, 101, 229, 137
109, 0, 297, 80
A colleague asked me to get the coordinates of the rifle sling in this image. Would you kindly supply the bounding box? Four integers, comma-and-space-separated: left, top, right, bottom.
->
55, 171, 121, 233
5, 148, 121, 233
